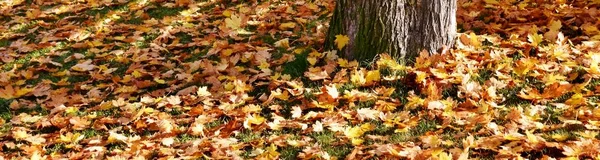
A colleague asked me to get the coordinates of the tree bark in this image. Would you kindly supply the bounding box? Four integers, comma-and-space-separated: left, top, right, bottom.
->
325, 0, 457, 62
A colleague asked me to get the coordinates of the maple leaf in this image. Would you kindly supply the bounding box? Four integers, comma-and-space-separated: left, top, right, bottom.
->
225, 14, 242, 30
244, 114, 266, 129
71, 60, 96, 72
197, 86, 211, 97
279, 22, 296, 30
335, 35, 350, 50
161, 137, 175, 146
312, 121, 324, 132
344, 123, 373, 146
274, 38, 290, 48
325, 84, 339, 99
357, 108, 381, 121
307, 57, 318, 66
304, 68, 329, 80
405, 93, 424, 110
565, 93, 586, 107
69, 117, 91, 130
25, 135, 46, 145
0, 85, 15, 99
514, 58, 538, 76
59, 132, 84, 144
107, 131, 128, 144
12, 129, 30, 141
258, 144, 280, 159
544, 20, 562, 41
225, 13, 253, 35
469, 32, 481, 48
528, 33, 543, 47
484, 0, 499, 5
0, 85, 33, 99
291, 106, 302, 118
365, 70, 381, 86
542, 74, 566, 85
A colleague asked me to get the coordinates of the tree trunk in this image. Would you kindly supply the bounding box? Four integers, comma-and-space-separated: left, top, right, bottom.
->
325, 0, 457, 62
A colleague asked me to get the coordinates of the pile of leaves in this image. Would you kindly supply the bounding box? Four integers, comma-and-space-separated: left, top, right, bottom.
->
1, 0, 600, 159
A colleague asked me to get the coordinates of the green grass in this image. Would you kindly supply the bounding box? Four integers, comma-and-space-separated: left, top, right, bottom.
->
67, 75, 90, 84
95, 107, 121, 117
0, 98, 12, 119
354, 100, 375, 109
0, 98, 12, 134
80, 129, 102, 138
85, 5, 126, 16
14, 104, 49, 116
177, 133, 199, 143
236, 130, 261, 143
46, 144, 67, 155
475, 68, 493, 84
0, 39, 11, 47
279, 146, 302, 160
206, 117, 230, 129
24, 72, 60, 86
310, 129, 354, 158
311, 130, 336, 146
147, 6, 185, 19
498, 85, 528, 106
107, 60, 131, 76
174, 32, 193, 44
324, 144, 353, 158
282, 50, 310, 78
2, 42, 67, 71
390, 119, 439, 143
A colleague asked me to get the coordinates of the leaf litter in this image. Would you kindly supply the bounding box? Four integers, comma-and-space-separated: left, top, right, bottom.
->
0, 0, 600, 159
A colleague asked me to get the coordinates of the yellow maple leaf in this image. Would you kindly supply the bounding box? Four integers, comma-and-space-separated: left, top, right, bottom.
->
14, 87, 33, 98
307, 57, 318, 66
279, 22, 296, 30
528, 33, 543, 47
587, 52, 600, 76
548, 20, 562, 31
484, 0, 499, 5
335, 35, 350, 50
469, 32, 481, 48
259, 144, 280, 159
545, 20, 562, 41
225, 14, 241, 30
274, 38, 290, 48
542, 73, 566, 86
221, 49, 234, 57
222, 10, 232, 17
436, 151, 453, 160
525, 130, 539, 144
243, 114, 265, 129
565, 93, 586, 106
582, 23, 600, 36
365, 70, 381, 86
344, 125, 364, 139
59, 132, 84, 144
405, 94, 424, 110
153, 77, 166, 84
551, 132, 570, 142
351, 69, 366, 86
12, 129, 30, 140
514, 58, 538, 76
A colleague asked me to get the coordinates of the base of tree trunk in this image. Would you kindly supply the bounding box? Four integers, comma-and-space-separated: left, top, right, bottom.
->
325, 0, 457, 62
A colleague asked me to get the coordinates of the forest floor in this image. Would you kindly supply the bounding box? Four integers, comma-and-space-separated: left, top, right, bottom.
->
1, 0, 600, 159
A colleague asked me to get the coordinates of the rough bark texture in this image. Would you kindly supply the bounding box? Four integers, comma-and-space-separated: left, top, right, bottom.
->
325, 0, 457, 61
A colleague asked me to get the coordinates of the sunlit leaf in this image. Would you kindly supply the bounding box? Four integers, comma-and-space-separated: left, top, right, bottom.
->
335, 35, 350, 50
